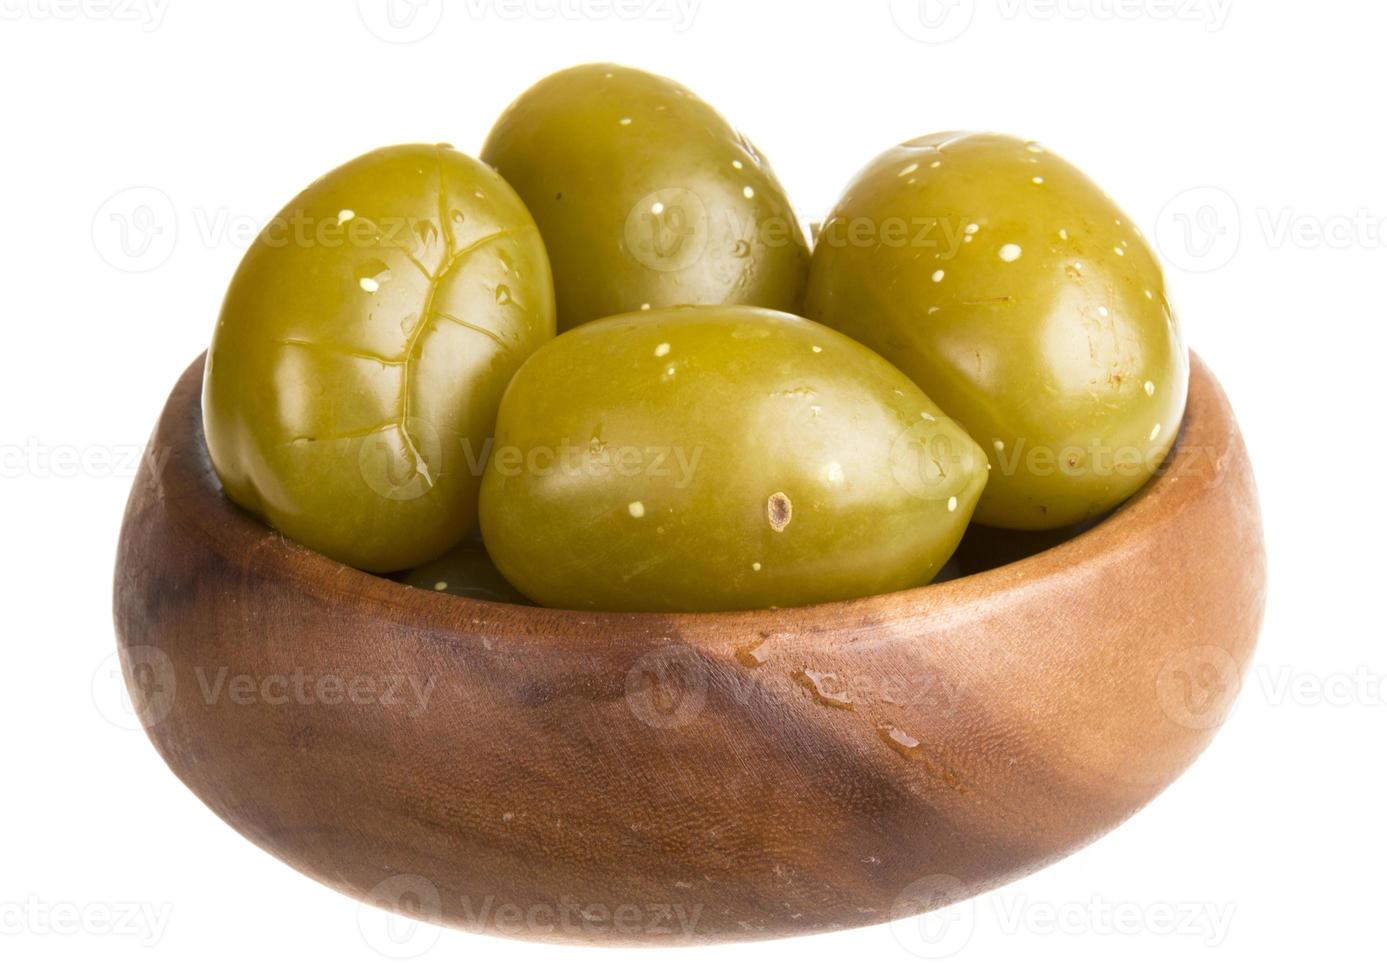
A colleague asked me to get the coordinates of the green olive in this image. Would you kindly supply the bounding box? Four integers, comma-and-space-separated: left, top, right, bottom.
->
479, 306, 987, 612
204, 144, 555, 572
806, 133, 1188, 530
481, 64, 810, 331
400, 538, 533, 605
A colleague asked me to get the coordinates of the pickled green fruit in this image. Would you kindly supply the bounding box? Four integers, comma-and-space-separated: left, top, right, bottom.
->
481, 64, 810, 331
806, 133, 1187, 530
204, 144, 556, 572
479, 306, 987, 612
400, 539, 533, 605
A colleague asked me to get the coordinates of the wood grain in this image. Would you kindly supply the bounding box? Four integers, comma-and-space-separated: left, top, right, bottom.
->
113, 352, 1265, 945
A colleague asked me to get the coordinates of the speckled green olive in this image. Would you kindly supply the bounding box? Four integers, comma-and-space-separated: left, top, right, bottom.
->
481, 64, 810, 331
806, 133, 1188, 530
400, 539, 533, 605
479, 306, 987, 612
204, 144, 555, 572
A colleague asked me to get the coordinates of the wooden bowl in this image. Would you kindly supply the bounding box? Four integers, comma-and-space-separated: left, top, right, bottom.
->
114, 353, 1265, 946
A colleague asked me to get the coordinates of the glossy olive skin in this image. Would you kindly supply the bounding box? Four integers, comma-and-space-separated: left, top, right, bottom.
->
400, 539, 533, 605
204, 144, 555, 572
807, 133, 1188, 530
479, 307, 987, 613
481, 64, 810, 331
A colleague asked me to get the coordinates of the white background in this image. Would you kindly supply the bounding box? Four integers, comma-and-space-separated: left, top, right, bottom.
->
1, 0, 1382, 974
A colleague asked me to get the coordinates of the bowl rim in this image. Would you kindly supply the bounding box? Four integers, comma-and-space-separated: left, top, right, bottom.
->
162, 350, 1223, 630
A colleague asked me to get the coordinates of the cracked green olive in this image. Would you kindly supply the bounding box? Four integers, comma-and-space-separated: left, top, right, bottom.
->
806, 133, 1188, 530
400, 539, 533, 605
479, 306, 987, 612
481, 64, 810, 331
204, 144, 555, 572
